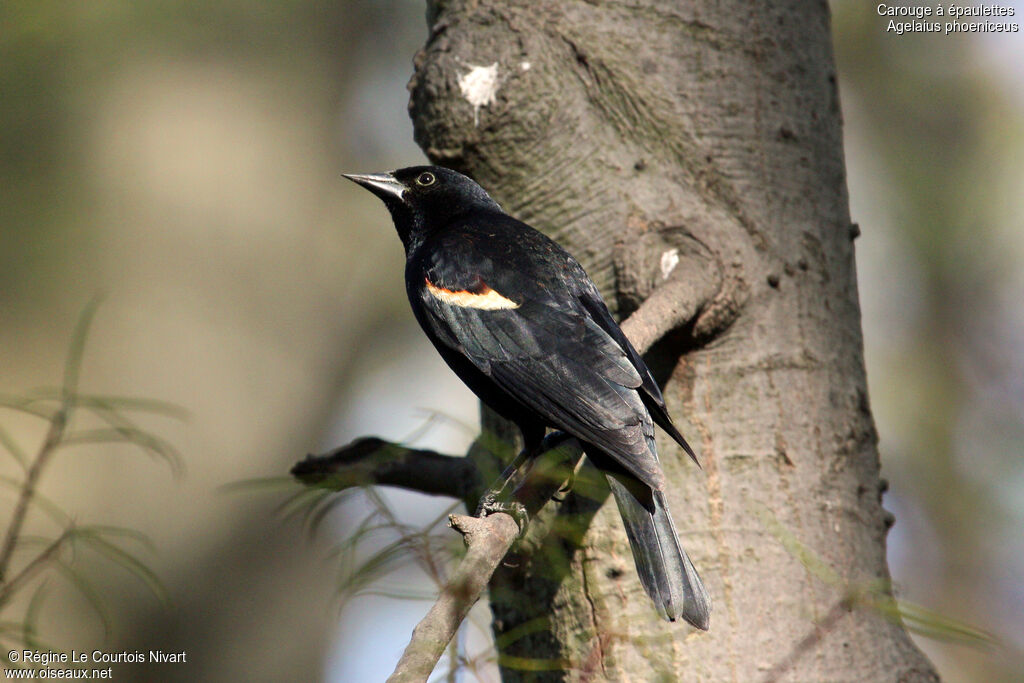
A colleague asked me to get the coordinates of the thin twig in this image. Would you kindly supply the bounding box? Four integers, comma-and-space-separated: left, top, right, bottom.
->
1, 299, 99, 585
0, 408, 69, 584
0, 530, 71, 607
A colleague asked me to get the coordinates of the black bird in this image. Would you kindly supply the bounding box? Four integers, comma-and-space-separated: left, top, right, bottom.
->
344, 165, 711, 629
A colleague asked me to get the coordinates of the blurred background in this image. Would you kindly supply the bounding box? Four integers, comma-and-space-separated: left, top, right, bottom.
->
0, 1, 1020, 681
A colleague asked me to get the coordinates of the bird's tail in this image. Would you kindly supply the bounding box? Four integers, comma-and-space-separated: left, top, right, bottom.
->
606, 474, 711, 629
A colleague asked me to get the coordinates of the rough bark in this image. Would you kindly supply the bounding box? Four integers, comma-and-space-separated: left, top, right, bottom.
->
399, 0, 940, 681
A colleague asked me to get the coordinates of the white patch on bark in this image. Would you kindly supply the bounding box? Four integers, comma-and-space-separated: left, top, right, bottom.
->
660, 248, 680, 280
458, 62, 500, 127
520, 61, 531, 71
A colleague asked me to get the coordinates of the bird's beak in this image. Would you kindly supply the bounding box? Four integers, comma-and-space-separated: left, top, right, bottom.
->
342, 172, 406, 201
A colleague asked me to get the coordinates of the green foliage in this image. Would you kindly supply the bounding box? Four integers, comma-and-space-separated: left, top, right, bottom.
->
235, 418, 516, 682
236, 465, 467, 608
331, 488, 464, 607
0, 302, 182, 669
756, 504, 1001, 654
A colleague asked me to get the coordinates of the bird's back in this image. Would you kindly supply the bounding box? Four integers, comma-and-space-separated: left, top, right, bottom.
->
407, 213, 669, 490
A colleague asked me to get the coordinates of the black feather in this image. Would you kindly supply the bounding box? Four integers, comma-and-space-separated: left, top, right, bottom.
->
345, 165, 711, 629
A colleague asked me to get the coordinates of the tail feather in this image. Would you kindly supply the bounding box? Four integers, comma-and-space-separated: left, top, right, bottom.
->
607, 474, 711, 630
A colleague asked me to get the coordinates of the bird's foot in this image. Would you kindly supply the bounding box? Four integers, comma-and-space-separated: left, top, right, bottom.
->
475, 493, 529, 535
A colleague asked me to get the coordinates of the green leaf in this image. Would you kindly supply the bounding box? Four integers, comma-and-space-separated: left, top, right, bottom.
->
326, 518, 392, 563
219, 476, 299, 495
0, 423, 28, 468
22, 581, 51, 651
303, 490, 362, 537
59, 426, 184, 476
357, 588, 439, 602
399, 410, 445, 445
62, 297, 103, 402
754, 503, 842, 587
52, 560, 112, 637
77, 525, 157, 554
409, 408, 477, 439
71, 529, 167, 606
80, 395, 184, 473
494, 616, 555, 649
892, 598, 1000, 650
276, 485, 335, 520
0, 393, 56, 420
496, 654, 571, 672
755, 502, 1001, 653
0, 476, 72, 527
4, 533, 60, 552
25, 388, 189, 420
337, 537, 417, 604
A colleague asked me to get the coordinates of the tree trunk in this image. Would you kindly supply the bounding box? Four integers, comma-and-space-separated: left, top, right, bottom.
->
407, 0, 939, 680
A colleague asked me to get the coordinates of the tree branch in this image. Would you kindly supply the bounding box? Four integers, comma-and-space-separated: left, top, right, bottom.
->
387, 513, 519, 683
291, 437, 481, 502
386, 435, 582, 683
619, 251, 724, 354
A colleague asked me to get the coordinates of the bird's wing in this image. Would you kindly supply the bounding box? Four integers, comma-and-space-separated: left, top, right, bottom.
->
414, 243, 666, 490
574, 280, 700, 466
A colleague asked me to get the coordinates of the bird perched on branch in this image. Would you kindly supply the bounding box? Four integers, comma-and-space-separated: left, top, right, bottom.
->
344, 165, 710, 629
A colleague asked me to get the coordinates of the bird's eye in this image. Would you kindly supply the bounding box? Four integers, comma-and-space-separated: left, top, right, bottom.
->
415, 171, 436, 187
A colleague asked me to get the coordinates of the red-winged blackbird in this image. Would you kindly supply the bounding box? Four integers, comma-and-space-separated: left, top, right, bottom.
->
345, 166, 710, 629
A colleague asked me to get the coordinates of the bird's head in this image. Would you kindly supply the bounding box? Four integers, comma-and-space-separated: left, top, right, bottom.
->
343, 166, 502, 250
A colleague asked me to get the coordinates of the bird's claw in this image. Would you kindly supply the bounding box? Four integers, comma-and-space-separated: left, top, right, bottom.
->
475, 493, 529, 536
